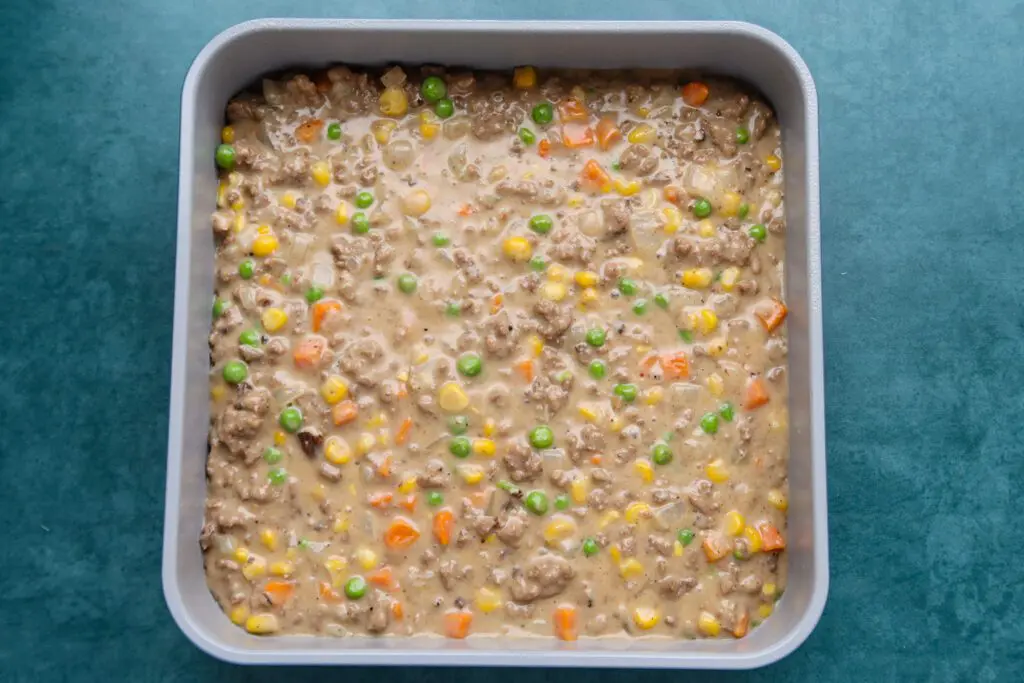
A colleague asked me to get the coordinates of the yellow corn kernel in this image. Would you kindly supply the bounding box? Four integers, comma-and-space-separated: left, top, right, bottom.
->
210, 384, 226, 402
355, 548, 378, 570
609, 416, 625, 433
320, 375, 349, 405
256, 224, 271, 235
502, 236, 532, 262
758, 603, 774, 619
355, 432, 375, 456
543, 516, 577, 544
366, 412, 388, 429
706, 373, 725, 397
281, 191, 298, 209
233, 213, 245, 233
311, 161, 331, 187
624, 502, 651, 524
633, 606, 660, 630
706, 459, 729, 483
768, 489, 789, 510
720, 266, 739, 292
744, 526, 763, 553
644, 386, 664, 406
627, 124, 656, 144
241, 556, 267, 580
541, 281, 568, 302
220, 125, 235, 144
233, 547, 250, 563
401, 189, 432, 216
574, 270, 599, 288
259, 529, 278, 551
252, 234, 279, 258
371, 119, 397, 144
619, 558, 645, 579
662, 206, 683, 234
636, 106, 650, 118
217, 182, 228, 208
379, 87, 409, 118
609, 545, 622, 563
599, 510, 621, 529
324, 436, 351, 465
418, 110, 441, 140
614, 179, 642, 196
698, 309, 719, 334
473, 438, 497, 457
245, 613, 280, 635
458, 464, 485, 485
330, 202, 349, 227
439, 382, 470, 413
578, 404, 599, 422
567, 194, 585, 208
570, 477, 588, 504
698, 611, 721, 637
378, 427, 391, 447
309, 483, 327, 503
634, 458, 654, 483
482, 418, 496, 437
697, 219, 716, 238
682, 268, 713, 289
528, 334, 544, 357
484, 533, 497, 544
261, 307, 287, 333
673, 540, 684, 557
324, 555, 348, 586
546, 264, 568, 282
269, 561, 294, 577
398, 477, 418, 495
273, 430, 286, 445
396, 369, 410, 383
765, 154, 782, 172
513, 66, 537, 89
578, 287, 599, 308
414, 351, 429, 365
476, 586, 503, 613
719, 191, 742, 217
230, 197, 245, 212
762, 582, 777, 598
725, 510, 745, 536
332, 514, 350, 533
707, 337, 728, 357
229, 604, 248, 625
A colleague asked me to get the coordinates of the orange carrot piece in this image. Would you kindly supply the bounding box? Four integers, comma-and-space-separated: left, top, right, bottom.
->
264, 580, 295, 606
367, 566, 397, 590
733, 611, 750, 638
369, 491, 394, 509
514, 359, 535, 383
580, 159, 611, 192
312, 299, 342, 333
538, 139, 552, 158
296, 118, 324, 143
391, 600, 405, 619
557, 98, 589, 122
490, 293, 504, 314
561, 122, 595, 149
756, 298, 788, 332
433, 508, 455, 546
663, 186, 682, 204
399, 494, 417, 512
383, 516, 420, 550
396, 382, 409, 400
331, 400, 358, 426
682, 81, 710, 106
702, 533, 730, 562
467, 490, 490, 509
661, 353, 690, 380
395, 417, 413, 446
595, 117, 622, 150
639, 355, 659, 376
457, 203, 475, 217
318, 581, 341, 603
744, 377, 770, 410
443, 610, 473, 639
758, 523, 786, 552
370, 452, 393, 478
292, 335, 327, 369
553, 605, 578, 641
589, 454, 602, 466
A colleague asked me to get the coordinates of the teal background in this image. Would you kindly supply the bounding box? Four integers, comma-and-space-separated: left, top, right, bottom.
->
3, 0, 1023, 681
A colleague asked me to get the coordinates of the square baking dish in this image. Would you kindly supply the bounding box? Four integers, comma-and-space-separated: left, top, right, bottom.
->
164, 18, 827, 669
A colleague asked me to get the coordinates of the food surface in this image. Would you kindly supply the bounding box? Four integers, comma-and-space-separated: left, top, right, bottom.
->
203, 65, 789, 640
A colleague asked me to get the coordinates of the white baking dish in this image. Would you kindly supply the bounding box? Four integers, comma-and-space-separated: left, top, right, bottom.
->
163, 18, 827, 668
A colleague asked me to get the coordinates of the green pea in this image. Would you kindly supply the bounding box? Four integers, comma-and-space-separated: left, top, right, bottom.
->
421, 76, 447, 103
555, 370, 573, 384
267, 467, 288, 485
344, 576, 368, 600
555, 494, 571, 510
529, 214, 553, 234
354, 191, 374, 209
427, 491, 444, 507
588, 359, 607, 380
738, 203, 750, 219
222, 360, 248, 384
679, 329, 694, 343
449, 436, 472, 458
214, 144, 236, 170
351, 212, 370, 234
654, 292, 670, 310
238, 329, 260, 347
448, 415, 469, 435
677, 528, 695, 546
435, 98, 455, 119
457, 353, 483, 377
432, 232, 451, 247
262, 447, 283, 464
617, 278, 638, 296
518, 127, 536, 145
719, 402, 735, 422
582, 538, 599, 557
528, 256, 547, 272
735, 127, 750, 144
749, 224, 767, 242
212, 298, 229, 319
692, 198, 712, 218
238, 259, 255, 280
326, 122, 342, 140
585, 328, 606, 347
611, 161, 621, 171
700, 412, 719, 435
397, 273, 418, 294
524, 490, 549, 515
445, 301, 462, 317
529, 425, 554, 449
632, 299, 648, 316
279, 406, 303, 433
531, 102, 554, 125
651, 443, 673, 466
305, 285, 324, 303
280, 273, 292, 286
613, 383, 638, 402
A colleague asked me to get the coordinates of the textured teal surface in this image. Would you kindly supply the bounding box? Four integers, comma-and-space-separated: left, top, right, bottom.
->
2, 1, 1023, 681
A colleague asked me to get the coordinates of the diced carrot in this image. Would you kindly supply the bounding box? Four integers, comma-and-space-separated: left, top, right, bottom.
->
744, 377, 770, 410
318, 581, 341, 602
639, 354, 659, 376
292, 335, 327, 369
663, 186, 682, 204
263, 580, 295, 606
467, 489, 490, 509
396, 382, 409, 400
557, 98, 589, 122
682, 81, 710, 107
370, 452, 393, 478
296, 118, 324, 143
595, 117, 622, 150
458, 203, 475, 217
514, 359, 535, 383
580, 159, 611, 193
399, 494, 417, 512
561, 122, 595, 149
395, 417, 413, 446
702, 533, 730, 562
367, 566, 397, 590
661, 353, 690, 380
491, 293, 504, 314
589, 454, 602, 465
312, 299, 342, 333
553, 605, 578, 641
733, 611, 750, 638
443, 610, 473, 639
758, 522, 786, 552
433, 508, 455, 546
369, 491, 394, 509
391, 600, 404, 619
756, 298, 788, 333
331, 400, 358, 426
538, 139, 552, 158
383, 516, 421, 550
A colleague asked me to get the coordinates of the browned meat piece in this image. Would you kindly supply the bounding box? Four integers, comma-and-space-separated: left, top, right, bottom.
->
617, 144, 658, 176
365, 591, 391, 633
658, 575, 697, 599
532, 300, 574, 342
417, 459, 450, 489
502, 441, 543, 482
523, 373, 570, 418
566, 424, 605, 463
213, 387, 272, 462
647, 534, 675, 557
509, 554, 574, 602
439, 560, 473, 590
296, 427, 324, 456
